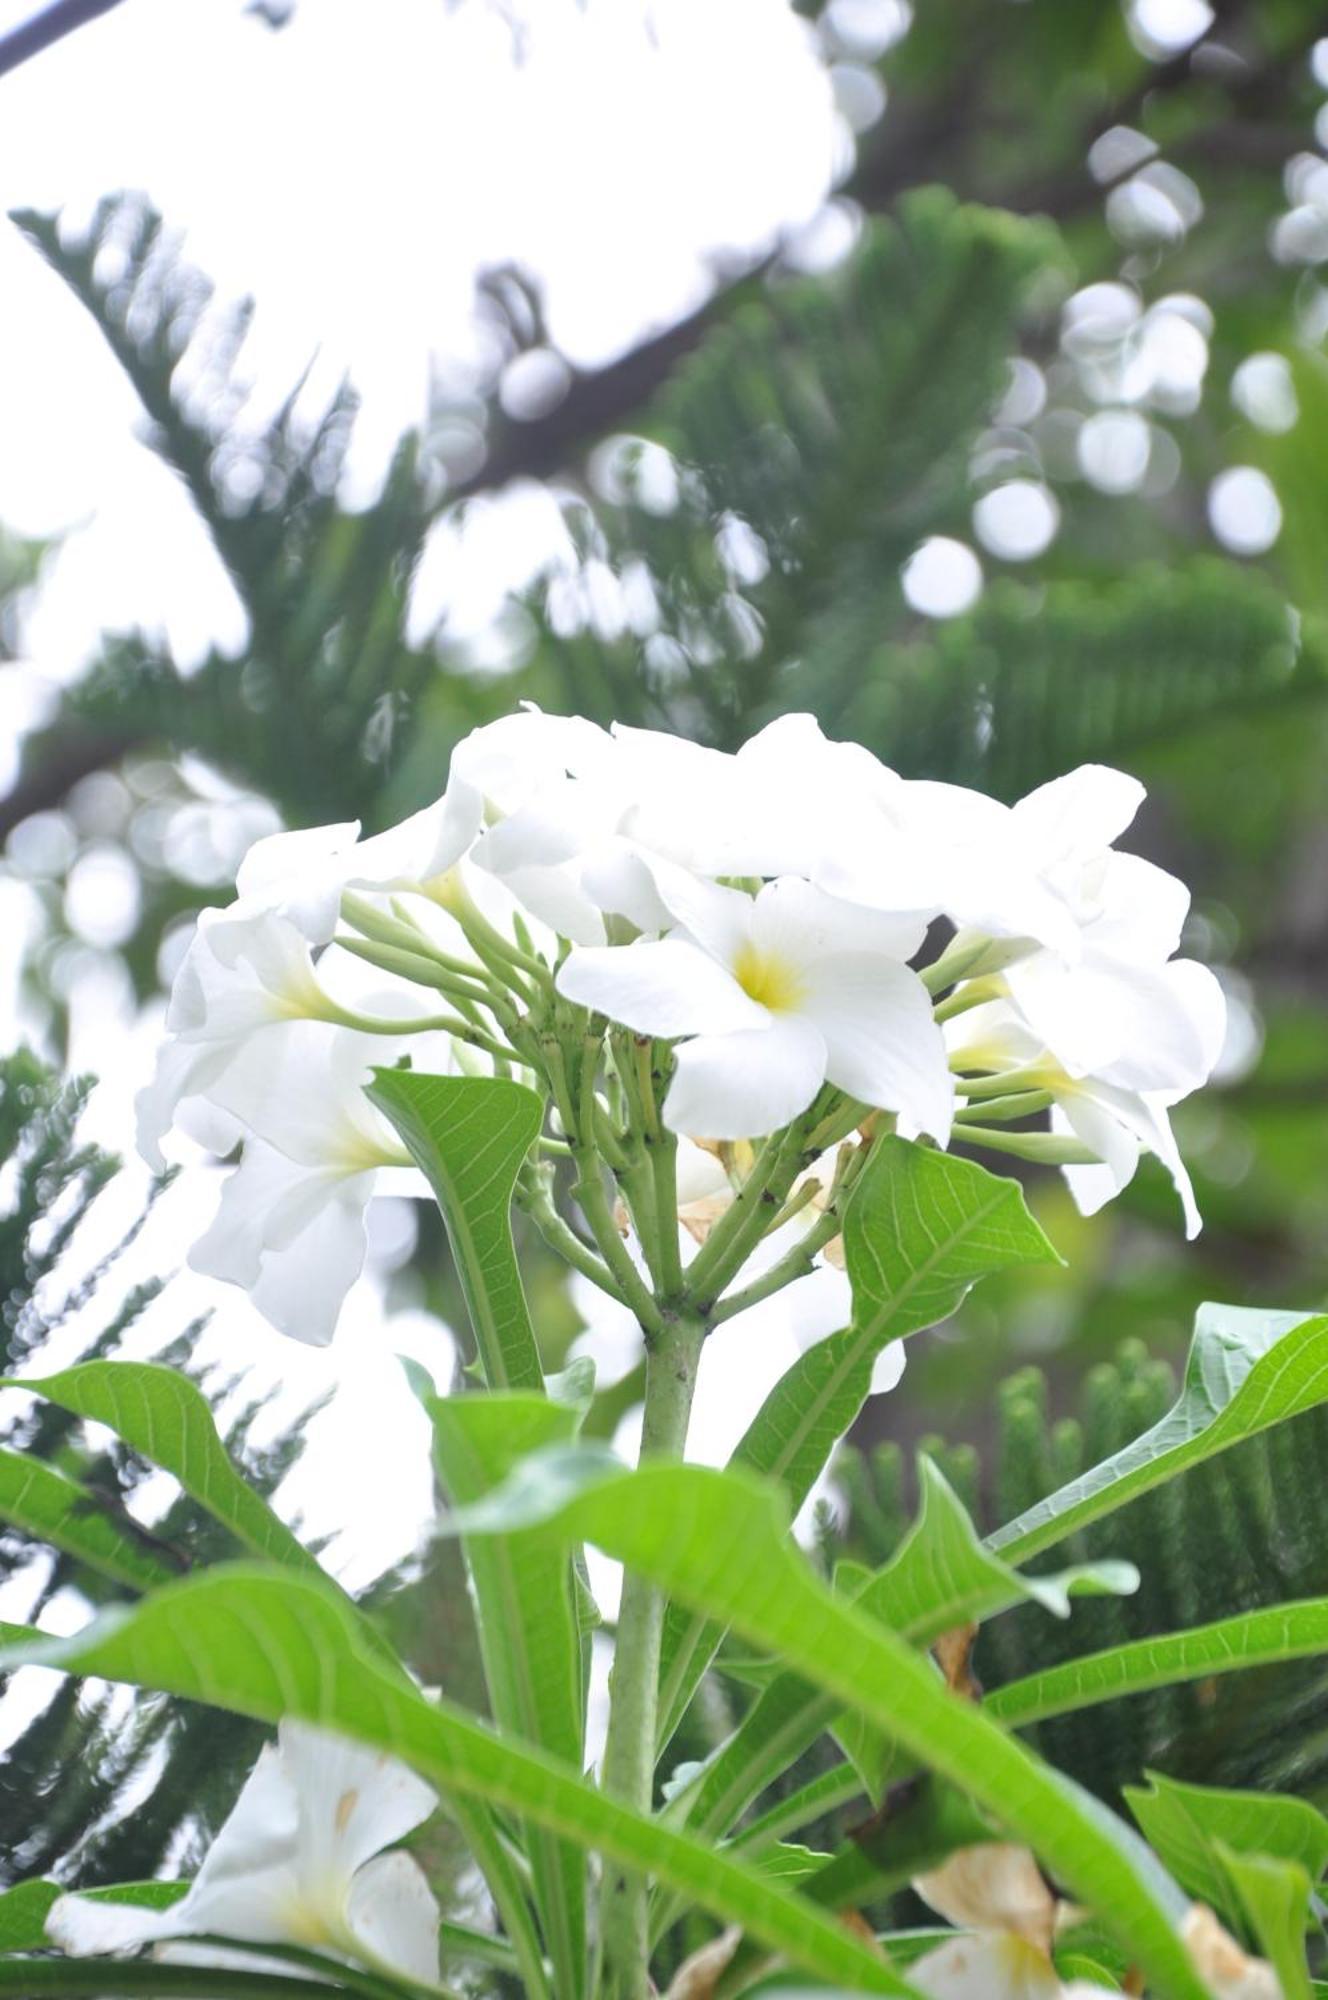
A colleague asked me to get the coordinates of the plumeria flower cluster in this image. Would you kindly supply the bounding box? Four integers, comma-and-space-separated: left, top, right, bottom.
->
140, 707, 1225, 1347
48, 1721, 442, 1986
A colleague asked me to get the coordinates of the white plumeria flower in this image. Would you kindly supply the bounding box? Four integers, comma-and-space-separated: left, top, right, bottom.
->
189, 1023, 450, 1344
137, 909, 338, 1172
947, 996, 1217, 1237
818, 748, 1187, 973
167, 907, 335, 1045
47, 1721, 441, 1984
234, 786, 482, 946
910, 1842, 1066, 1999
1001, 949, 1226, 1098
137, 910, 439, 1173
557, 872, 951, 1143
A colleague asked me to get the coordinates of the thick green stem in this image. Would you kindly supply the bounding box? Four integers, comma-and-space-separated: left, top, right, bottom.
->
597, 1309, 707, 2000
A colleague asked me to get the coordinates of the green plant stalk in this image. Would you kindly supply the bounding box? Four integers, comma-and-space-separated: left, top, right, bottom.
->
515, 1168, 622, 1301
597, 1309, 708, 2000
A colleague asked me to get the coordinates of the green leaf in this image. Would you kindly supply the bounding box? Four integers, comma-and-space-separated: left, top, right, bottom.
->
671, 1456, 1135, 1847
367, 1069, 544, 1391
987, 1597, 1328, 1730
0, 1568, 917, 1998
459, 1458, 1207, 2000
657, 1140, 1060, 1747
990, 1303, 1328, 1562
0, 1967, 343, 1998
1216, 1843, 1313, 2000
0, 1445, 179, 1591
0, 1879, 186, 1953
0, 1362, 320, 1578
427, 1391, 586, 1998
1123, 1773, 1328, 1922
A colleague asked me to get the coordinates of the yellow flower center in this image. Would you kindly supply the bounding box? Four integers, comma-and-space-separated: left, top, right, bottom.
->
732, 942, 807, 1014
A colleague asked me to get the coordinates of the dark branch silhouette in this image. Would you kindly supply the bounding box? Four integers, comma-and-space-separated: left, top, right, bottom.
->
0, 0, 128, 79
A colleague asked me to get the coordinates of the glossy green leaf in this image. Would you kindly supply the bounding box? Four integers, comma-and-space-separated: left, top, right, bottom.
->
0, 1362, 319, 1578
990, 1303, 1328, 1563
367, 1069, 544, 1391
0, 1445, 177, 1591
1124, 1772, 1328, 1922
987, 1597, 1328, 1729
672, 1455, 1135, 1846
1217, 1843, 1313, 2000
0, 1568, 917, 1998
459, 1457, 1207, 1999
427, 1391, 586, 1998
657, 1140, 1060, 1748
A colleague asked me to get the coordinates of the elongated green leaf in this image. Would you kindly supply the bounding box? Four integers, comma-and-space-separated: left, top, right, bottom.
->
0, 1568, 917, 1998
428, 1391, 586, 1997
1124, 1773, 1328, 1923
990, 1303, 1328, 1562
368, 1070, 544, 1391
0, 1880, 186, 1953
0, 1967, 341, 1998
458, 1459, 1207, 2000
0, 1363, 318, 1577
1217, 1844, 1312, 2000
672, 1457, 1135, 1846
658, 1140, 1060, 1747
987, 1597, 1328, 1729
0, 1446, 177, 1591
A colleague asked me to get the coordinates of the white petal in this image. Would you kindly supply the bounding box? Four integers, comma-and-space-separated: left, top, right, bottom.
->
496, 862, 607, 946
915, 1844, 1056, 1946
236, 820, 361, 943
575, 840, 674, 932
910, 1933, 1064, 1999
1068, 1085, 1202, 1237
47, 1893, 185, 1957
347, 1851, 441, 1984
189, 1147, 377, 1344
204, 1022, 406, 1168
280, 1722, 438, 1881
783, 1261, 853, 1353
750, 875, 929, 967
1055, 1097, 1140, 1205
664, 1019, 827, 1140
869, 1338, 907, 1396
1088, 851, 1189, 960
556, 939, 766, 1037
675, 1137, 733, 1206
1012, 764, 1145, 859
135, 1040, 229, 1171
800, 955, 953, 1142
650, 868, 754, 968
350, 790, 480, 890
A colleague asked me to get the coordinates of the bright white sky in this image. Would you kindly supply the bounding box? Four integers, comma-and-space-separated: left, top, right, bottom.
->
0, 0, 852, 1708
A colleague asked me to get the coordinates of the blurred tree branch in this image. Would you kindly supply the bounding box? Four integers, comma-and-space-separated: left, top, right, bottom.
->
0, 0, 127, 78
447, 3, 1316, 507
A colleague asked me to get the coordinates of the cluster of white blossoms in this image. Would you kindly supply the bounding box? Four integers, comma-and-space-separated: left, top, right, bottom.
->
140, 707, 1225, 1345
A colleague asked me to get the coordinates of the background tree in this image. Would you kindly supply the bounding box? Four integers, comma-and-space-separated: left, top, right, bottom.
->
4, 0, 1328, 1894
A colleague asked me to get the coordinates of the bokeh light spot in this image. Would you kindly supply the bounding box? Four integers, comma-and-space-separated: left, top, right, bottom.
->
1207, 467, 1282, 554
901, 537, 982, 618
972, 480, 1059, 561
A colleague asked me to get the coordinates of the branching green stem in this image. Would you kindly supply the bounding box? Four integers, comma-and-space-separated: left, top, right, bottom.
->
597, 1308, 708, 2000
